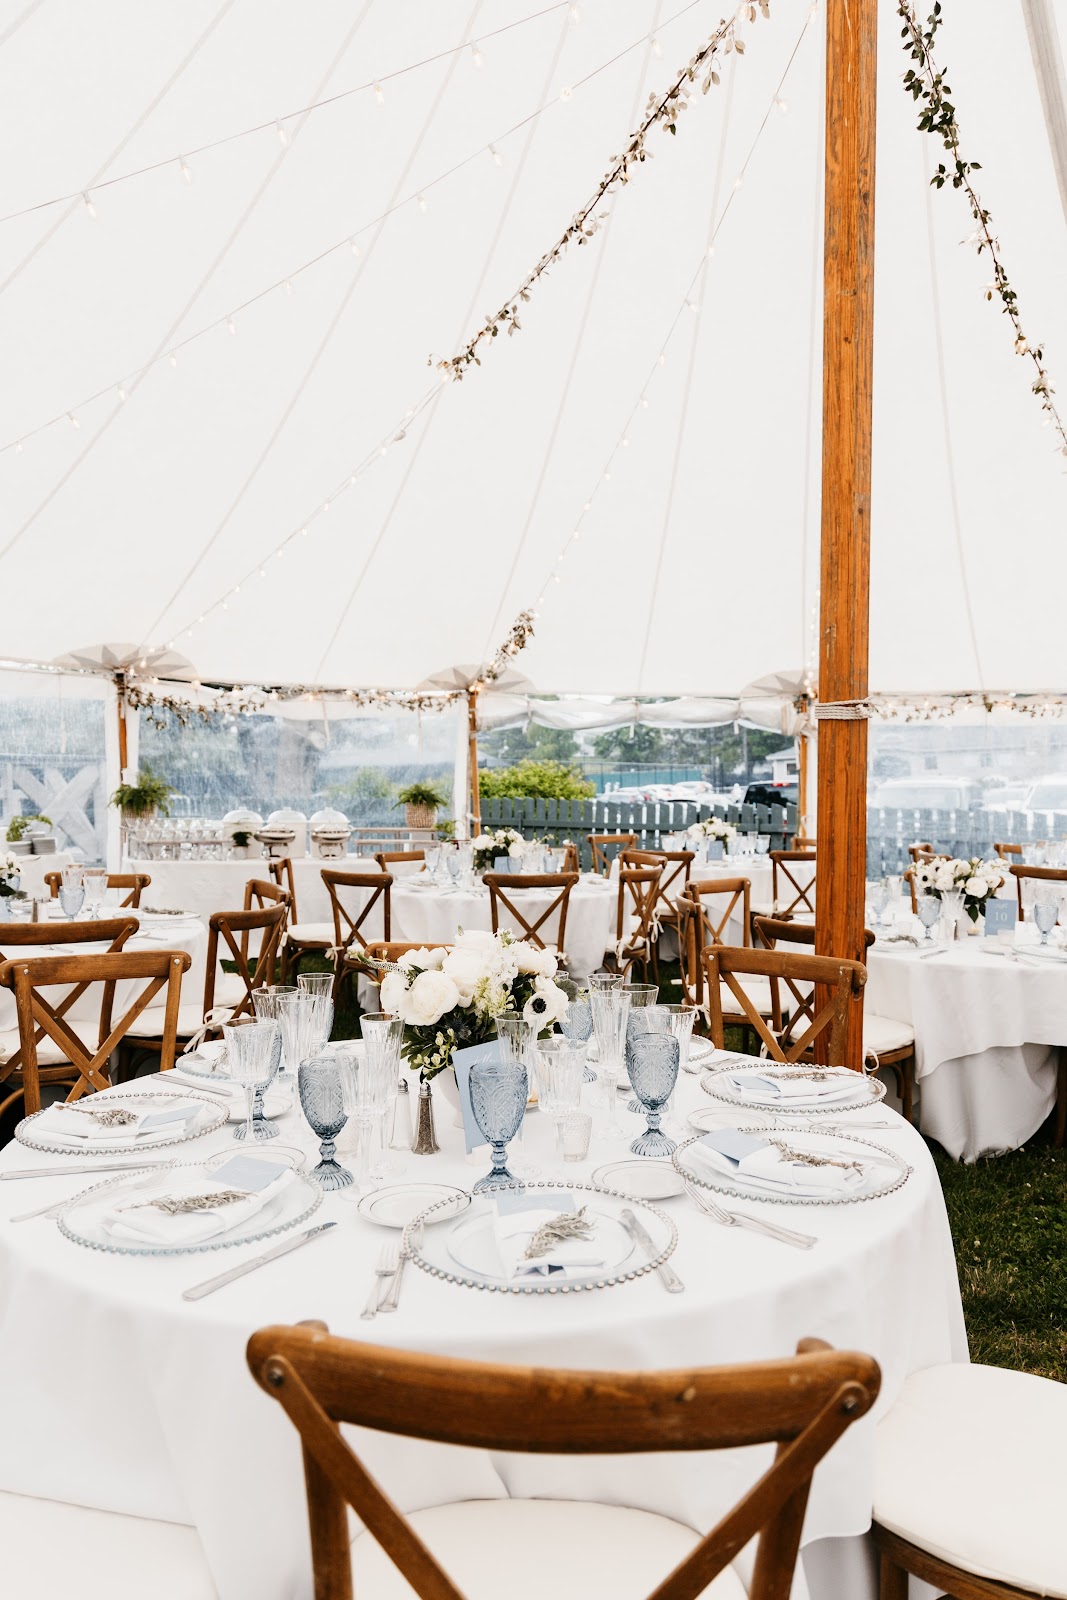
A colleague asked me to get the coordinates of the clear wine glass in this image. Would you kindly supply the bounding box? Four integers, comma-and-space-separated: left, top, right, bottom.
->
297, 972, 335, 1045
82, 867, 108, 920
1033, 891, 1060, 946
590, 986, 630, 1140
868, 880, 890, 931
252, 986, 299, 1079
917, 894, 941, 941
223, 1018, 280, 1143
534, 1039, 585, 1167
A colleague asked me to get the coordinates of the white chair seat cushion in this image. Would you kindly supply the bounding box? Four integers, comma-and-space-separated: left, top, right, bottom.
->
350, 1498, 746, 1599
287, 921, 334, 945
863, 1013, 914, 1055
0, 1489, 217, 1599
875, 1363, 1067, 1596
718, 975, 774, 1018
0, 1026, 70, 1066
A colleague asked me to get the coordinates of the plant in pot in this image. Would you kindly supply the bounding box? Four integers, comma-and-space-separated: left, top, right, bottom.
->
395, 782, 448, 832
109, 768, 175, 851
230, 828, 255, 860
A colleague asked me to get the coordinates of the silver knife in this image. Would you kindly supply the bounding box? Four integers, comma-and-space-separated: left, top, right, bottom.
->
2, 1160, 169, 1181
620, 1207, 684, 1294
182, 1221, 337, 1301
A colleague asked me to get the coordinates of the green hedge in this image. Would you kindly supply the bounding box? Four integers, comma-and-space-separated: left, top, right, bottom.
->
478, 760, 595, 802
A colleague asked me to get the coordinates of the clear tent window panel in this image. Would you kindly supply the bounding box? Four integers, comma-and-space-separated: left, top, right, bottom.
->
0, 669, 110, 863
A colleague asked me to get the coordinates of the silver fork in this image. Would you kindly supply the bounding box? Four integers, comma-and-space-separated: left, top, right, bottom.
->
684, 1183, 817, 1249
380, 1223, 421, 1313
11, 1196, 70, 1223
361, 1239, 400, 1320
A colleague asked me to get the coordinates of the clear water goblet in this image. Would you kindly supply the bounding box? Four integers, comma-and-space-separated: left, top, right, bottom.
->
917, 894, 941, 941
868, 880, 890, 932
560, 994, 596, 1083
82, 867, 108, 920
298, 1052, 352, 1189
589, 987, 630, 1140
469, 1057, 528, 1192
534, 1039, 585, 1166
59, 878, 85, 920
223, 1018, 281, 1143
360, 1012, 404, 1176
424, 845, 442, 883
755, 834, 771, 856
588, 970, 622, 991
251, 985, 299, 1079
1033, 891, 1060, 946
627, 1032, 680, 1157
297, 972, 335, 1045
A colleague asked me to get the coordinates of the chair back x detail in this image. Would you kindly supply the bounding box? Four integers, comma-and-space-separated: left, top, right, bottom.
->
0, 917, 140, 1116
704, 943, 866, 1066
769, 850, 817, 919
587, 833, 638, 876
247, 1323, 879, 1600
677, 877, 752, 1012
0, 944, 190, 1113
1009, 863, 1067, 921
268, 857, 299, 926
201, 903, 287, 1033
483, 872, 578, 954
374, 850, 426, 877
613, 865, 662, 982
620, 847, 695, 932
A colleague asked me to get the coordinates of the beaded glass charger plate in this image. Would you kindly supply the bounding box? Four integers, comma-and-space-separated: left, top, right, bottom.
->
401, 1181, 678, 1296
672, 1126, 910, 1208
591, 1159, 685, 1200
56, 1156, 322, 1256
590, 1035, 713, 1066
357, 1183, 470, 1230
700, 1063, 886, 1115
15, 1090, 227, 1156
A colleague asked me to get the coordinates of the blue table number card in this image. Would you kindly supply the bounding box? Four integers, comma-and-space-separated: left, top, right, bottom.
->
451, 1039, 506, 1153
707, 841, 724, 861
493, 856, 512, 874
984, 898, 1017, 936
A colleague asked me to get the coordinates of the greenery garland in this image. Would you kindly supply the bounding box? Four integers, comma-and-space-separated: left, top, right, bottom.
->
899, 1, 1067, 461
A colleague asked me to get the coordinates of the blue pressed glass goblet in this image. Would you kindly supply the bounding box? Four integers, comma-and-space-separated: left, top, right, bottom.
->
298, 1052, 353, 1189
560, 995, 596, 1083
469, 1060, 528, 1193
626, 1032, 680, 1157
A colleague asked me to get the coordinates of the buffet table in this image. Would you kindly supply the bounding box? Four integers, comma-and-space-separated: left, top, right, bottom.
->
0, 1064, 966, 1600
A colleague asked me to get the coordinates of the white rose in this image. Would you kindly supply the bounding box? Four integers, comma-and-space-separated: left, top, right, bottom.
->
964, 876, 984, 898
378, 971, 410, 1016
508, 839, 525, 859
440, 947, 490, 1004
405, 969, 460, 1027
535, 945, 558, 977
398, 946, 444, 971
512, 941, 547, 975
454, 928, 498, 955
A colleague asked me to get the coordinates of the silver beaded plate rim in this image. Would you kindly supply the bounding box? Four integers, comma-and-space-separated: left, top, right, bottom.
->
400, 1180, 679, 1295
671, 1128, 911, 1207
55, 1159, 323, 1256
698, 1064, 887, 1116
15, 1089, 229, 1156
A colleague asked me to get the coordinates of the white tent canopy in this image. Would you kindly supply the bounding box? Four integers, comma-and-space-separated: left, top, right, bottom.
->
1, 0, 1064, 697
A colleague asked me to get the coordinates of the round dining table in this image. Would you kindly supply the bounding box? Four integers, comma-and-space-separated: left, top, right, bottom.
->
0, 1059, 966, 1600
865, 928, 1066, 1160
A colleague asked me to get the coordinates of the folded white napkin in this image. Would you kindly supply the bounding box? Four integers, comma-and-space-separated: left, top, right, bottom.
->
178, 1041, 228, 1074
491, 1192, 605, 1280
34, 1097, 208, 1145
726, 1069, 861, 1108
103, 1154, 294, 1245
689, 1128, 866, 1197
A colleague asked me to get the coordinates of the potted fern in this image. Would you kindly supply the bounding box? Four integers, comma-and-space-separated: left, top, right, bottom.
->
395, 781, 448, 831
110, 766, 175, 829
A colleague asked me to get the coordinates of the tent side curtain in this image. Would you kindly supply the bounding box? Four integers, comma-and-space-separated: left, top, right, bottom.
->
476, 693, 801, 735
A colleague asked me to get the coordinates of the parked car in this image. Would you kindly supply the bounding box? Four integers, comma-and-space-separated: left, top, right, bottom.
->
743, 781, 798, 809
869, 776, 990, 812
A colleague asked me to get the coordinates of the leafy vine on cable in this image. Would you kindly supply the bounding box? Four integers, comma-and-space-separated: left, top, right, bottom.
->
899, 1, 1067, 460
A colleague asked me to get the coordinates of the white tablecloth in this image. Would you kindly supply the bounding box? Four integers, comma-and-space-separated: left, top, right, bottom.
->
0, 1066, 966, 1600
0, 912, 208, 1035
8, 851, 74, 899
392, 876, 616, 980
122, 857, 338, 926
865, 933, 1066, 1160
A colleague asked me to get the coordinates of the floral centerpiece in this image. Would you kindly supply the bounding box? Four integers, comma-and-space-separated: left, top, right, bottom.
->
0, 850, 25, 900
377, 929, 569, 1081
911, 856, 1007, 922
471, 827, 528, 873
686, 817, 737, 850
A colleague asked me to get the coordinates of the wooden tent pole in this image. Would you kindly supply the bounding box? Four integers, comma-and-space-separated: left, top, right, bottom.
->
468, 689, 482, 837
115, 671, 129, 776
815, 0, 878, 1066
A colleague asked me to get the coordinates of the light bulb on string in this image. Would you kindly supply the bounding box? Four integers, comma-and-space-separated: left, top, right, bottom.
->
470, 41, 483, 66
733, 174, 744, 191
560, 85, 573, 102
284, 279, 293, 296
275, 119, 289, 147
774, 97, 788, 113
169, 353, 178, 368
650, 35, 662, 56
117, 385, 127, 402
81, 191, 96, 218
67, 412, 79, 430
350, 238, 360, 256
374, 82, 384, 104
417, 193, 428, 213
227, 316, 236, 336
179, 157, 193, 183
569, 3, 581, 21
488, 145, 503, 166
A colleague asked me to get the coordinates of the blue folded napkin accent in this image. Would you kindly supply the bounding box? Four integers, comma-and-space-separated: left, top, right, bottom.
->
731, 1074, 783, 1096
698, 1128, 769, 1166
210, 1154, 289, 1192
141, 1103, 205, 1131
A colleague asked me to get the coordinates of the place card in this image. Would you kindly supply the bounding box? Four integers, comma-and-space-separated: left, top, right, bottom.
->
493, 856, 512, 874
984, 898, 1017, 936
451, 1040, 505, 1153
706, 841, 724, 861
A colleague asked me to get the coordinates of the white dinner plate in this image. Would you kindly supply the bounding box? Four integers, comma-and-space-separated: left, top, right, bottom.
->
357, 1183, 470, 1229
592, 1159, 685, 1200
446, 1202, 636, 1279
700, 1063, 886, 1115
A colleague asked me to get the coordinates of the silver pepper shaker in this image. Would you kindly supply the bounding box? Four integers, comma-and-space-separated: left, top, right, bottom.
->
388, 1076, 413, 1150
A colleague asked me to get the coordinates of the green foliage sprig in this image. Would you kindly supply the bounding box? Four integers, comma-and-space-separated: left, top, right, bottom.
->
6, 813, 51, 842
109, 766, 175, 818
899, 1, 1067, 460
478, 760, 595, 801
395, 782, 449, 810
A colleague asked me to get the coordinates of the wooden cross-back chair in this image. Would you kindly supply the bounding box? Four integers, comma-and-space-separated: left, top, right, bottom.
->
907, 842, 935, 863
275, 859, 339, 983
321, 869, 392, 1002
588, 832, 637, 877
620, 847, 695, 946
247, 1322, 879, 1600
704, 945, 866, 1067
345, 940, 451, 988
483, 872, 579, 956
268, 856, 299, 924
994, 842, 1022, 861
901, 861, 947, 914
0, 946, 190, 1115
751, 916, 918, 1119
1009, 863, 1067, 921
676, 876, 752, 1008
0, 917, 139, 1117
243, 877, 292, 962
608, 865, 662, 983
44, 871, 151, 909
769, 850, 817, 920
374, 850, 425, 876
